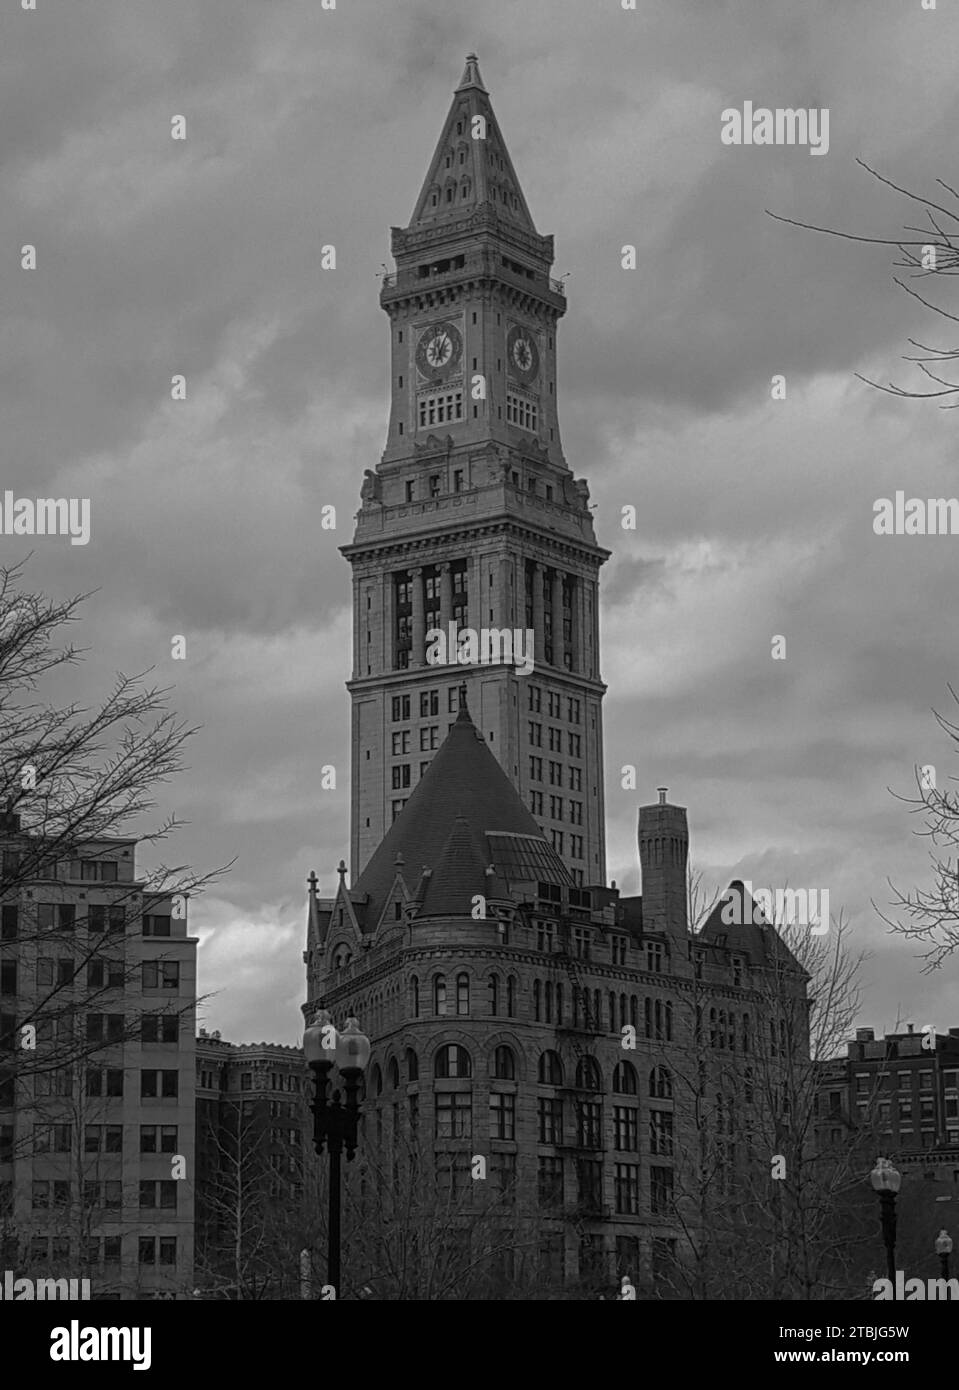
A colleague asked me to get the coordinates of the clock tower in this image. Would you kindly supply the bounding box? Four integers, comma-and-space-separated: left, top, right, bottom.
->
342, 55, 610, 886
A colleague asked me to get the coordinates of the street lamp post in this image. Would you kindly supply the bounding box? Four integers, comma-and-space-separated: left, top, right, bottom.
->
935, 1229, 953, 1281
869, 1157, 902, 1285
303, 1011, 370, 1299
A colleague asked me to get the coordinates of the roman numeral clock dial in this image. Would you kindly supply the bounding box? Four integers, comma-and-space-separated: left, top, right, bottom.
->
416, 322, 463, 381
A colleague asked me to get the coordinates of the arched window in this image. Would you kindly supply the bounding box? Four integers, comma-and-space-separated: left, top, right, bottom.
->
456, 973, 470, 1016
545, 981, 553, 1023
665, 1000, 673, 1042
709, 1007, 718, 1048
594, 989, 602, 1030
645, 997, 652, 1039
613, 1060, 638, 1095
533, 979, 541, 1022
630, 995, 638, 1029
434, 974, 447, 1015
620, 993, 627, 1032
410, 976, 419, 1018
742, 1013, 750, 1054
539, 1050, 563, 1086
434, 1044, 472, 1079
608, 992, 616, 1033
493, 1045, 516, 1080
406, 1047, 418, 1083
575, 1056, 602, 1091
556, 983, 563, 1025
371, 1064, 383, 1097
650, 1066, 673, 1100
506, 975, 516, 1017
387, 1057, 399, 1090
488, 973, 499, 1016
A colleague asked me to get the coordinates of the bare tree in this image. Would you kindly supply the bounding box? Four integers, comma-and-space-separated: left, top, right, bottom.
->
768, 160, 959, 405
876, 687, 959, 970
0, 561, 224, 1104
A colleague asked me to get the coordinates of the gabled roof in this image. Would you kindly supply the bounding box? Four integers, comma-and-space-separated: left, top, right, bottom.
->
353, 699, 568, 925
699, 880, 807, 974
408, 53, 538, 235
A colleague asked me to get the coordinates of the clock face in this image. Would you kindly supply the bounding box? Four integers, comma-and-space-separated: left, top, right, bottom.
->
415, 322, 463, 381
507, 323, 539, 384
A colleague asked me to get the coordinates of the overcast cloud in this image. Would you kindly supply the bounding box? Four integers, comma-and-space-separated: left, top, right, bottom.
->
3, 0, 958, 1044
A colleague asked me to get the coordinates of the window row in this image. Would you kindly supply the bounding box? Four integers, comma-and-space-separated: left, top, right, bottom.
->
0, 905, 173, 937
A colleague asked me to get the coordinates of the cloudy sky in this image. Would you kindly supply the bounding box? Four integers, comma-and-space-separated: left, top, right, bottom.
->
4, 0, 959, 1045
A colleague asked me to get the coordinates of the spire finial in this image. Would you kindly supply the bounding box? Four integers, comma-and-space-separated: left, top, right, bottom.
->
307, 870, 319, 896
456, 52, 488, 93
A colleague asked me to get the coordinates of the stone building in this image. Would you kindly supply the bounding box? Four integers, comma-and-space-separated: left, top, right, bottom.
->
0, 811, 196, 1298
194, 1032, 309, 1297
302, 56, 810, 1297
816, 1024, 959, 1177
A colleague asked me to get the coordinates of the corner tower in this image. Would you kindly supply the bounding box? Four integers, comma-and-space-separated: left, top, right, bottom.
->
342, 56, 609, 885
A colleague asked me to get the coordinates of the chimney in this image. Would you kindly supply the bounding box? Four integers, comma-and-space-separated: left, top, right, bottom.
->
638, 791, 688, 937
907, 1023, 914, 1035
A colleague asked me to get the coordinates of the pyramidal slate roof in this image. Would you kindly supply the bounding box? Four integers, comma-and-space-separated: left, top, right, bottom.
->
699, 880, 807, 973
408, 53, 539, 235
353, 700, 570, 925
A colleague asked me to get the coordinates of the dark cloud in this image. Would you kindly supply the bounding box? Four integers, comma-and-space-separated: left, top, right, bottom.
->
5, 0, 957, 1043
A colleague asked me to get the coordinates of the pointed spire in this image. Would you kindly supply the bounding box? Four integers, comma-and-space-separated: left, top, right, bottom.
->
456, 52, 487, 93
306, 870, 321, 944
408, 56, 537, 234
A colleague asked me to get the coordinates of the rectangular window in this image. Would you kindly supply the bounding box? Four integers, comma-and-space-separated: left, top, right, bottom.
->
141, 1014, 178, 1044
435, 1091, 471, 1139
418, 391, 464, 429
576, 1100, 602, 1148
391, 765, 411, 790
143, 914, 171, 937
391, 731, 410, 755
538, 1096, 563, 1145
489, 1091, 515, 1141
649, 1109, 674, 1156
650, 1165, 674, 1215
142, 960, 180, 990
506, 390, 538, 432
538, 1155, 564, 1208
614, 1105, 638, 1152
614, 1164, 640, 1216
391, 695, 411, 722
